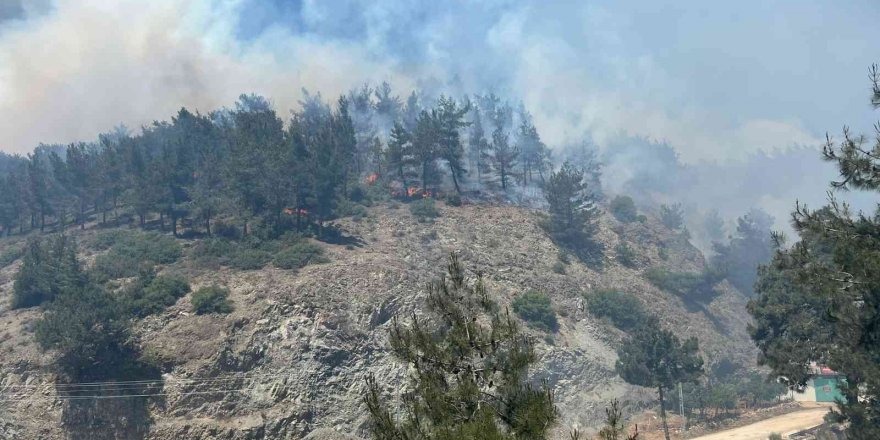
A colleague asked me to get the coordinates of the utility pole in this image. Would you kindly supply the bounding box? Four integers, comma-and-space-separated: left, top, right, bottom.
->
679, 382, 686, 431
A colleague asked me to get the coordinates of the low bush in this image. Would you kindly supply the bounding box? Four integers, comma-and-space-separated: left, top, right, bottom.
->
121, 272, 191, 318
87, 230, 129, 251
409, 198, 439, 221
645, 267, 724, 303
445, 193, 462, 207
0, 244, 23, 268
189, 237, 237, 267
609, 195, 639, 223
512, 290, 559, 332
92, 232, 181, 281
213, 221, 241, 239
273, 241, 329, 269
229, 248, 271, 270
336, 198, 369, 219
586, 289, 648, 331
191, 285, 233, 315
615, 241, 637, 268
551, 261, 566, 274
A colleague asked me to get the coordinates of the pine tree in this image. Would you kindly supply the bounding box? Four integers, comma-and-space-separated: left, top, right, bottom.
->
12, 235, 88, 309
411, 110, 441, 192
435, 96, 471, 194
385, 122, 416, 189
490, 126, 518, 191
516, 111, 549, 186
467, 107, 492, 186
374, 81, 402, 130
659, 203, 685, 230
615, 318, 703, 440
711, 208, 774, 296
748, 66, 880, 437
365, 254, 558, 440
571, 399, 638, 440
541, 161, 603, 265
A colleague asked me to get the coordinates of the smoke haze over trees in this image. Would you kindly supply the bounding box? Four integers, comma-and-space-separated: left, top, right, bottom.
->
0, 1, 877, 238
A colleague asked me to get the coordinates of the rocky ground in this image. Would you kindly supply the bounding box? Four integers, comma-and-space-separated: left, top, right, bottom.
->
0, 201, 756, 439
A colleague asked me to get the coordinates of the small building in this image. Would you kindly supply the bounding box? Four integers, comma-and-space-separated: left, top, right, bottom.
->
790, 365, 846, 403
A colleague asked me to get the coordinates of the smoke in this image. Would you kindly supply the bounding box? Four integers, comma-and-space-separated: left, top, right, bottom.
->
0, 0, 877, 231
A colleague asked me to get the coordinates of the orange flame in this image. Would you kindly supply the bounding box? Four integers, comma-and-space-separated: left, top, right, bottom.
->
283, 208, 309, 216
365, 173, 378, 185
407, 187, 420, 197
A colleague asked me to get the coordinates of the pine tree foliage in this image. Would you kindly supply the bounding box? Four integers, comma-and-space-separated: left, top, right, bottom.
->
467, 107, 493, 185
659, 203, 684, 230
615, 318, 703, 440
490, 126, 518, 191
0, 85, 562, 241
569, 399, 638, 440
364, 254, 558, 440
12, 235, 87, 308
541, 161, 603, 265
747, 65, 880, 439
711, 208, 774, 296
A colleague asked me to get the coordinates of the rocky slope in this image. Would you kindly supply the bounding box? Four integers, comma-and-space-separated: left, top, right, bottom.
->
0, 202, 756, 440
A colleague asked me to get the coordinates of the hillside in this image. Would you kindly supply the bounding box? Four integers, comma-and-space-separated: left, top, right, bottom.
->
0, 201, 756, 440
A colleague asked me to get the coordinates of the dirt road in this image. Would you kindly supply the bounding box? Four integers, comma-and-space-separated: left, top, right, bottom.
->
690, 405, 831, 440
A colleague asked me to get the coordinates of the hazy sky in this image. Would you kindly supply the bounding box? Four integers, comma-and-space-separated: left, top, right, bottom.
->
0, 0, 878, 162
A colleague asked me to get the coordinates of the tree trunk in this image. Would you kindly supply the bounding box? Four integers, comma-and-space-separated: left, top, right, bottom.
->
449, 163, 461, 194
40, 211, 45, 232
205, 216, 211, 237
659, 385, 671, 440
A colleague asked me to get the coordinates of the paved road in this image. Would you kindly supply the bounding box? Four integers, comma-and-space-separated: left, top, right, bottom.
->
690, 406, 831, 440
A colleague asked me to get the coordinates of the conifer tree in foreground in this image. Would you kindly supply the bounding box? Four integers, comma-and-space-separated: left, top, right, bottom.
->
748, 64, 880, 439
615, 318, 703, 440
365, 254, 558, 440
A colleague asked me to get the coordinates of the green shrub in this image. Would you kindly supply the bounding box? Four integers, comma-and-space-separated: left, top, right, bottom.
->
768, 434, 782, 440
92, 232, 181, 281
191, 285, 233, 315
273, 241, 329, 269
551, 261, 566, 274
615, 241, 637, 267
445, 193, 462, 207
189, 237, 237, 267
586, 290, 648, 331
660, 203, 685, 230
336, 198, 369, 219
87, 230, 128, 251
0, 244, 23, 268
229, 248, 271, 270
512, 290, 559, 332
121, 273, 191, 318
213, 221, 241, 239
610, 195, 639, 223
409, 198, 439, 221
645, 267, 724, 303
658, 245, 669, 260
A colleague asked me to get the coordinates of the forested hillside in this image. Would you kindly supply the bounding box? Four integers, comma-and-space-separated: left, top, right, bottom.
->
0, 84, 780, 440
0, 86, 556, 239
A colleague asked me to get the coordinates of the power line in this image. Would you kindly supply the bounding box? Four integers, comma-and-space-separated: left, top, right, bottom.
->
0, 387, 259, 403
1, 371, 293, 390
0, 371, 299, 403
